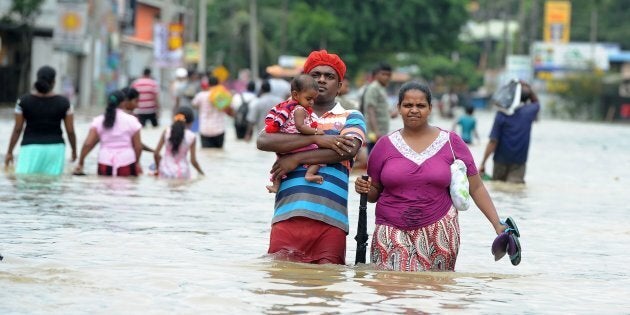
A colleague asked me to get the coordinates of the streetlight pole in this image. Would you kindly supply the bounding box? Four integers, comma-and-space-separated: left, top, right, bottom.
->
198, 0, 207, 73
249, 0, 259, 79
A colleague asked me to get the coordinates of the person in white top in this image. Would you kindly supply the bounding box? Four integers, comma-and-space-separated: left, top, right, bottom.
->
245, 80, 284, 141
191, 76, 233, 148
153, 106, 204, 179
231, 80, 258, 140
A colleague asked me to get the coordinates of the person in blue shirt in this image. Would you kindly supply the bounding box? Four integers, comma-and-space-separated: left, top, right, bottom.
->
479, 81, 540, 183
452, 106, 479, 145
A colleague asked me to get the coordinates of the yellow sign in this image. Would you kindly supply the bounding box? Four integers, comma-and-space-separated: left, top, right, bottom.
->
168, 23, 184, 50
544, 1, 571, 43
184, 42, 200, 63
61, 12, 81, 31
212, 65, 230, 83
54, 0, 88, 53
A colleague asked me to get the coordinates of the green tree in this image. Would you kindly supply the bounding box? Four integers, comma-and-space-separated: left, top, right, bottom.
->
1, 0, 45, 96
570, 0, 630, 49
205, 0, 470, 79
289, 0, 469, 74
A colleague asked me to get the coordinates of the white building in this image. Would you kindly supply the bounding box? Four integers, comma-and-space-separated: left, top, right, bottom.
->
0, 0, 195, 107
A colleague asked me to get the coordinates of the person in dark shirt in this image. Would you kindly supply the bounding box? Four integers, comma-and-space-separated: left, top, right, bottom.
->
479, 81, 540, 183
5, 65, 77, 176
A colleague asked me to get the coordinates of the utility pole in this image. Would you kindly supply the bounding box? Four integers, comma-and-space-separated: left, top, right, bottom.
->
249, 0, 259, 79
198, 0, 207, 73
589, 1, 599, 68
516, 0, 526, 54
529, 0, 539, 48
280, 0, 288, 55
479, 0, 492, 71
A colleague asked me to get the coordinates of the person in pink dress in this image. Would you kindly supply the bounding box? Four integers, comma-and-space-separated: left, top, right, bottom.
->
264, 74, 324, 193
354, 81, 507, 271
74, 90, 143, 176
153, 106, 204, 179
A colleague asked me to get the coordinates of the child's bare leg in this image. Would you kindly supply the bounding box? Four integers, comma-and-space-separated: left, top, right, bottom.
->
304, 165, 323, 184
266, 177, 281, 193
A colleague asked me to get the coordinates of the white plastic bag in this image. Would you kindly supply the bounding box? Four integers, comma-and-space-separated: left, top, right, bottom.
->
450, 159, 471, 211
448, 137, 471, 211
491, 79, 522, 116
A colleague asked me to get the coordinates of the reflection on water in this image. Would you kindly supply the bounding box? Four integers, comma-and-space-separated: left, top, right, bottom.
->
1, 108, 630, 313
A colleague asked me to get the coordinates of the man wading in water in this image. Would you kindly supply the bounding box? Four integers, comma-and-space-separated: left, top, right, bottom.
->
257, 50, 366, 264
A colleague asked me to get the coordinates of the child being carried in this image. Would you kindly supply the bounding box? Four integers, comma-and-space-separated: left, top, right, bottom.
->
265, 74, 324, 193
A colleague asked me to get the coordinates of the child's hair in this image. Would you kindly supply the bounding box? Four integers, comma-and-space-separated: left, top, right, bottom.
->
291, 74, 318, 93
121, 87, 139, 101
169, 106, 195, 154
465, 106, 474, 115
103, 90, 125, 129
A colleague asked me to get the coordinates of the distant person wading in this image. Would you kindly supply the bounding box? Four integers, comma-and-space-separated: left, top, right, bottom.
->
5, 65, 77, 176
74, 91, 143, 176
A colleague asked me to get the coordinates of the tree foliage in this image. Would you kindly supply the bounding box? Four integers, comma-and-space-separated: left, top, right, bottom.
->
2, 0, 45, 96
415, 54, 483, 91
569, 0, 630, 49
1, 0, 44, 24
205, 0, 470, 78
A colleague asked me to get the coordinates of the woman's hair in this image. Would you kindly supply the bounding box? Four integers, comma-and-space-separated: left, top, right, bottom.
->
291, 74, 318, 93
169, 106, 194, 154
34, 66, 56, 94
397, 81, 432, 106
121, 87, 139, 101
103, 90, 125, 129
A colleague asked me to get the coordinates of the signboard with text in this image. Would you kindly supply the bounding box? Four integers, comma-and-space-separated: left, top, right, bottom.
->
544, 1, 571, 43
532, 42, 609, 80
53, 0, 88, 53
153, 23, 183, 67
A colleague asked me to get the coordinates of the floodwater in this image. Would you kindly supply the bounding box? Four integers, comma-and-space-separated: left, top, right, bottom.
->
1, 106, 629, 314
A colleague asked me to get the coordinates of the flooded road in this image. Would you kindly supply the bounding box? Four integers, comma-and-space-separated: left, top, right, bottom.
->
1, 106, 629, 313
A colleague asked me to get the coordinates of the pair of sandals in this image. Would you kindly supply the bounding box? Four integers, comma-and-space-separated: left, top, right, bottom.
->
491, 217, 521, 266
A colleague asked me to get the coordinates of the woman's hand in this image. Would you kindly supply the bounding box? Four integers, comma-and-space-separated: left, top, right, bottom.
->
494, 222, 508, 235
354, 176, 371, 194
270, 154, 299, 181
70, 150, 77, 162
4, 153, 13, 169
315, 135, 356, 156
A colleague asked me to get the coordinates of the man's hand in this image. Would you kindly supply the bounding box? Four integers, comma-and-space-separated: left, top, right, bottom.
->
315, 135, 356, 157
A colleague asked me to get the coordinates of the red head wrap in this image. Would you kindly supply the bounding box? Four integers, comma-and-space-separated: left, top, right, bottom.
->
302, 50, 346, 81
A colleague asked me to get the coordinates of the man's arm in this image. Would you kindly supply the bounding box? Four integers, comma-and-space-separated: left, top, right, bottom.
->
269, 137, 362, 181
257, 131, 355, 156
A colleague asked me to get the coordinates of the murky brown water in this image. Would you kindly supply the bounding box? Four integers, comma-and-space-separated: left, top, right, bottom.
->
1, 106, 629, 313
